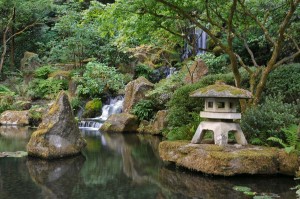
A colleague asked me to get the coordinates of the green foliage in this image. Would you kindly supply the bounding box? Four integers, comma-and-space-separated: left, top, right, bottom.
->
134, 64, 153, 79
0, 85, 14, 95
34, 65, 57, 79
131, 100, 155, 121
164, 112, 201, 140
241, 95, 298, 145
76, 62, 125, 97
70, 96, 82, 112
198, 53, 230, 74
28, 78, 68, 99
28, 105, 43, 127
267, 124, 299, 154
265, 63, 300, 103
146, 71, 184, 109
0, 93, 15, 113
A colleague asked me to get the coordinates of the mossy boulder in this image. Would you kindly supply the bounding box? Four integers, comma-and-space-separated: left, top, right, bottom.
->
159, 141, 299, 176
82, 99, 102, 118
100, 113, 139, 133
0, 110, 29, 126
27, 91, 86, 159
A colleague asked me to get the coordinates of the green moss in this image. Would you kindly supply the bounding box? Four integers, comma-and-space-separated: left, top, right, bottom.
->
82, 98, 102, 118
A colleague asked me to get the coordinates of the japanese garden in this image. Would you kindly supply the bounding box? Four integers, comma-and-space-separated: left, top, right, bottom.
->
0, 0, 300, 198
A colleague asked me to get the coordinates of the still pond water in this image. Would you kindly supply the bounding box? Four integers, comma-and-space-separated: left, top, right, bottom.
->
0, 126, 297, 199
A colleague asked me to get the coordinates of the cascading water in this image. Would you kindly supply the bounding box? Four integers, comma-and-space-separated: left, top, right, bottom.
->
181, 27, 207, 60
79, 96, 124, 130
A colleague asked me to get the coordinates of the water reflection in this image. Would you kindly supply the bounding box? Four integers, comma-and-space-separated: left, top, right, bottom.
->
27, 155, 85, 199
159, 166, 296, 198
0, 127, 297, 199
0, 126, 33, 152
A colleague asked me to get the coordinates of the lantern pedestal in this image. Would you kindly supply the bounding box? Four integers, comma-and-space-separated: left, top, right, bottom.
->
191, 120, 247, 146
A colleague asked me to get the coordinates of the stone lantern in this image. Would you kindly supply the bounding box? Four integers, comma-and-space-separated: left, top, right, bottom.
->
189, 81, 252, 146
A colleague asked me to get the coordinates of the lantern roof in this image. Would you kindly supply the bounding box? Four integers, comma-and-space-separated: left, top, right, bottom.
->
190, 81, 252, 99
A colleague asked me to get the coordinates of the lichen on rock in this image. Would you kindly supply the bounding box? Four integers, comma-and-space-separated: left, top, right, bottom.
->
159, 141, 299, 176
27, 91, 86, 159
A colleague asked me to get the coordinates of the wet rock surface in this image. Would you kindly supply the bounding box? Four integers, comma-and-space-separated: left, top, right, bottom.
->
159, 141, 299, 176
100, 113, 139, 133
27, 91, 86, 159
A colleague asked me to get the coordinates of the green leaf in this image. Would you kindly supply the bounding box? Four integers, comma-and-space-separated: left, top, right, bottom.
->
233, 186, 252, 192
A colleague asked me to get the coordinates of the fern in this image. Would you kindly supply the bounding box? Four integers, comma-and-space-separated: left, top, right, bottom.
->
267, 124, 299, 154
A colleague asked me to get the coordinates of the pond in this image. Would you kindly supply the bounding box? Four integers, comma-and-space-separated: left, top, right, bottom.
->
0, 126, 297, 199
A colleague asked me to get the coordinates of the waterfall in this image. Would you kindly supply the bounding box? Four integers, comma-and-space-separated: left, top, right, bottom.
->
79, 96, 124, 130
181, 27, 207, 60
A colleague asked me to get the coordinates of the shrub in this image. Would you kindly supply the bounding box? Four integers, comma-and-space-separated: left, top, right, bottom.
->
134, 64, 153, 79
241, 95, 298, 145
163, 112, 201, 140
265, 63, 300, 103
34, 65, 57, 79
146, 71, 184, 109
0, 93, 15, 113
76, 62, 125, 98
28, 78, 68, 99
198, 53, 230, 74
29, 105, 44, 127
131, 99, 155, 121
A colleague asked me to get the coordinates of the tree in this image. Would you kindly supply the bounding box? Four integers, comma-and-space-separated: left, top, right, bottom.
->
111, 0, 300, 106
0, 0, 52, 73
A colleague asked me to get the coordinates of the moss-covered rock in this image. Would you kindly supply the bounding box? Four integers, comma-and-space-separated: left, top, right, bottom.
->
159, 141, 299, 176
100, 113, 139, 133
0, 110, 29, 126
27, 91, 86, 159
82, 98, 102, 118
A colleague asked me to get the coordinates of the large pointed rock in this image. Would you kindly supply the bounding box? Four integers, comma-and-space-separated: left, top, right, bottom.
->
27, 91, 86, 159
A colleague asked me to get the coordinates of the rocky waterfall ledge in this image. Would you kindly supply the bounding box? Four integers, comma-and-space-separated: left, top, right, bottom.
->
159, 141, 299, 176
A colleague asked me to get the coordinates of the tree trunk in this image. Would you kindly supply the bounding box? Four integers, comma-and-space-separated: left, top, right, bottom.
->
10, 7, 16, 69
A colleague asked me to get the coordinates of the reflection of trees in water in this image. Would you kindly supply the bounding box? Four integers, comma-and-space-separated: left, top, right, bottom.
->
26, 155, 85, 199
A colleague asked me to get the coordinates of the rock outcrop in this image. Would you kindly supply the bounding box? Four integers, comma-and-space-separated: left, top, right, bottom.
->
159, 141, 299, 176
27, 91, 86, 159
123, 77, 154, 113
100, 113, 139, 133
138, 110, 168, 135
0, 110, 29, 126
184, 59, 208, 84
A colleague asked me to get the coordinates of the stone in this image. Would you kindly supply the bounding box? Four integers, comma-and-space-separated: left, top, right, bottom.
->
0, 110, 29, 126
184, 59, 208, 84
0, 126, 30, 139
123, 77, 154, 113
159, 141, 299, 176
100, 113, 139, 133
138, 110, 168, 135
191, 121, 247, 146
20, 51, 42, 71
27, 91, 86, 159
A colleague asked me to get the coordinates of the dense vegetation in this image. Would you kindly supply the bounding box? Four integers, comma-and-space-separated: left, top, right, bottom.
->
0, 0, 299, 149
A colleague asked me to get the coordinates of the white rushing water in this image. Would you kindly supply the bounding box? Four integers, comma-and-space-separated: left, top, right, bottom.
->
79, 96, 124, 130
